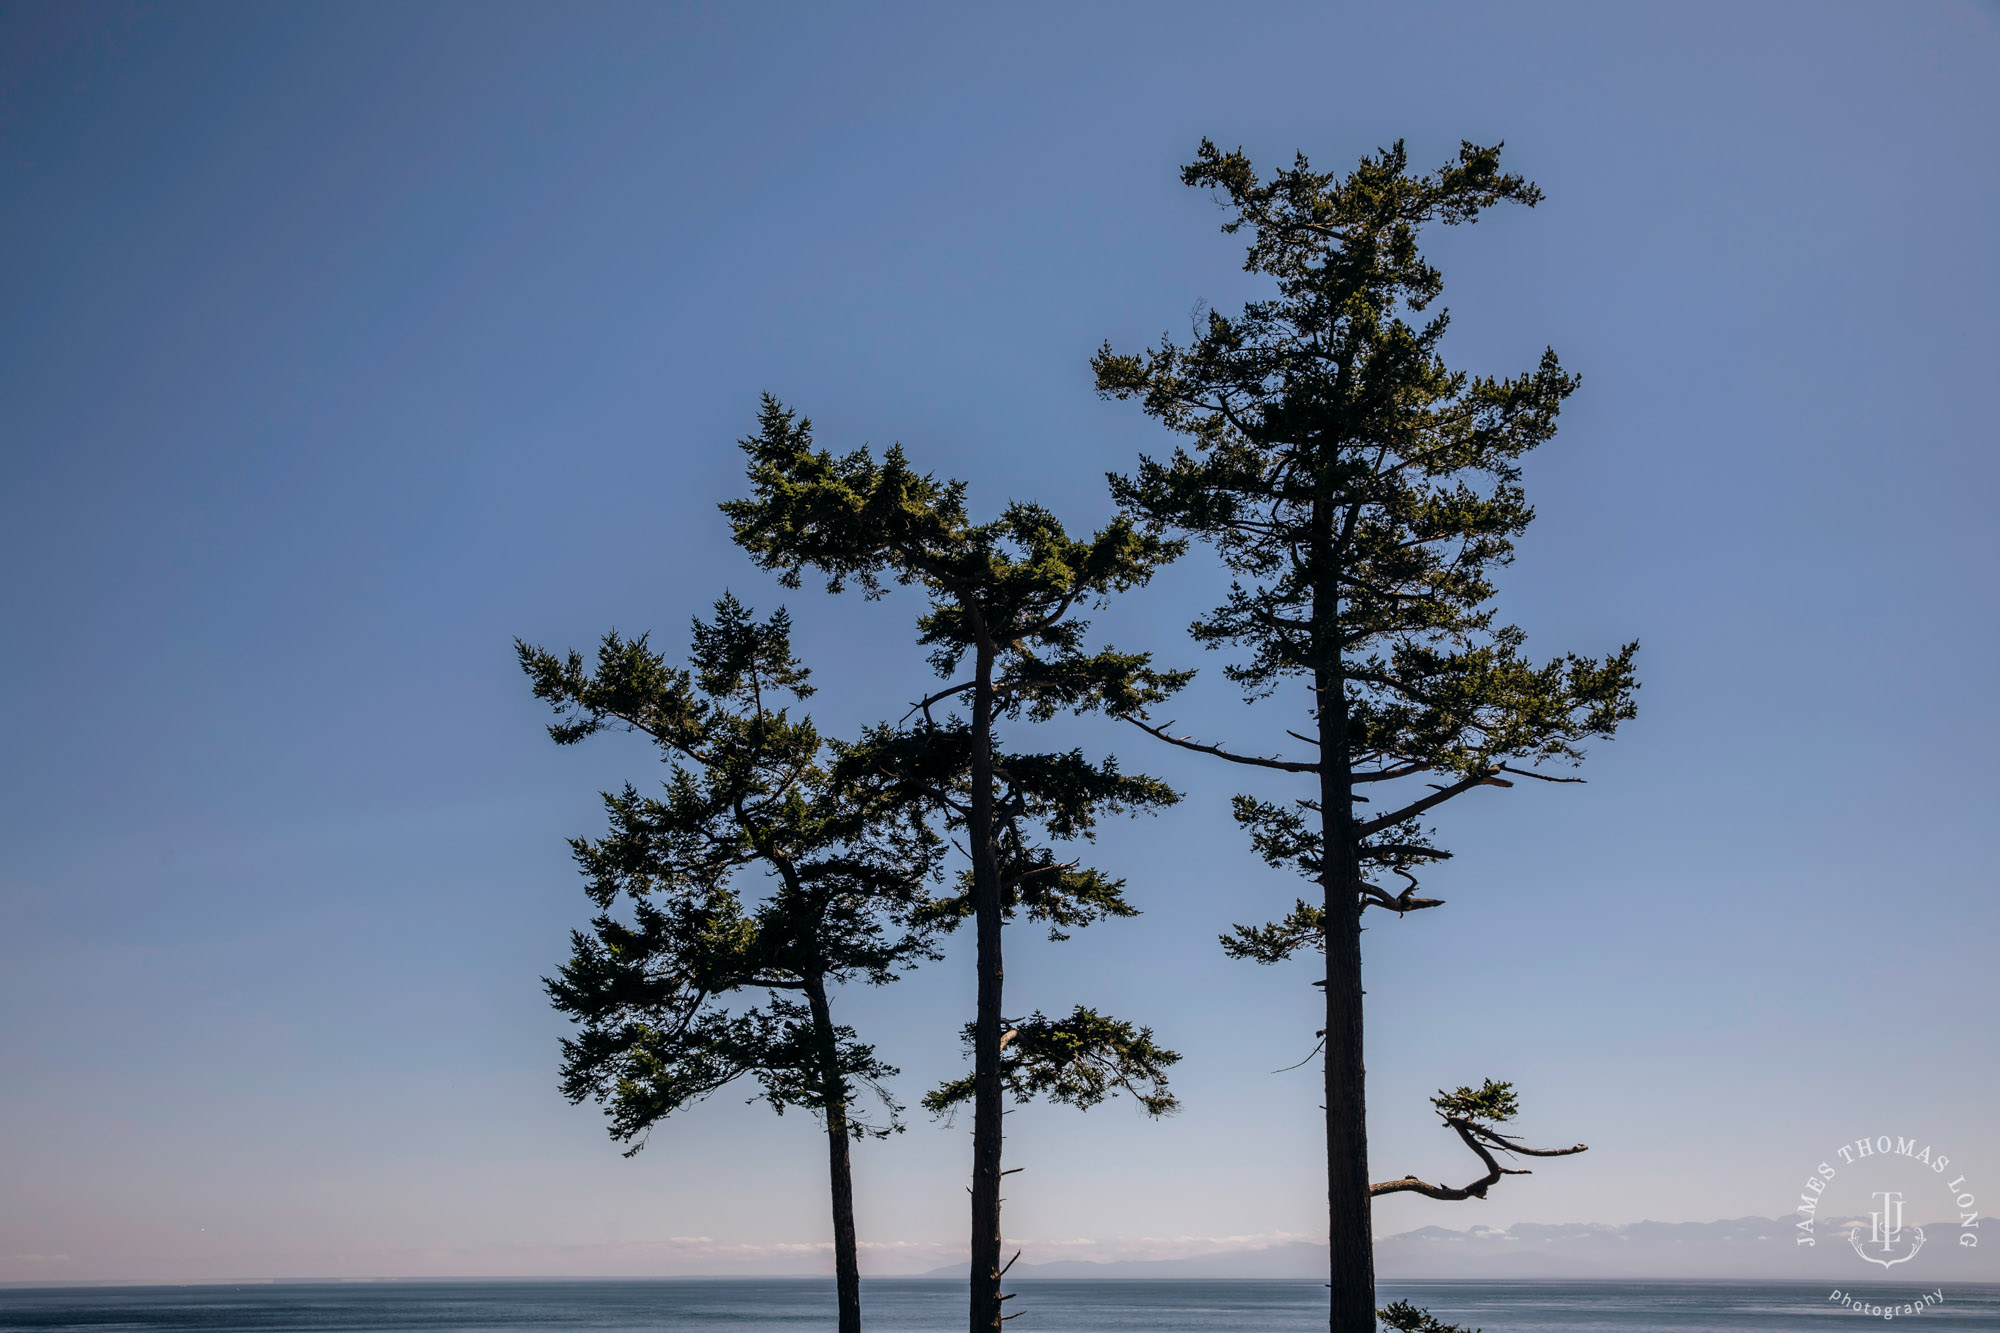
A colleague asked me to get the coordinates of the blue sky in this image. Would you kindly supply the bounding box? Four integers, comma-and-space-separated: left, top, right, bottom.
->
2, 1, 1995, 1282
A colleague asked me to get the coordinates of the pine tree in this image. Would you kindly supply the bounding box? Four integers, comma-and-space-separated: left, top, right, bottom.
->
724, 399, 1185, 1333
519, 594, 943, 1333
1094, 140, 1640, 1333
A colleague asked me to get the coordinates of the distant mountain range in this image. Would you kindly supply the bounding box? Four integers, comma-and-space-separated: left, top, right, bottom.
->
925, 1217, 1997, 1280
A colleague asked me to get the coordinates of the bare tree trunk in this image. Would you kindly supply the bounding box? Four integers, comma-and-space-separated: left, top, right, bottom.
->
805, 970, 863, 1333
1318, 557, 1374, 1333
967, 641, 1006, 1333
1321, 825, 1374, 1332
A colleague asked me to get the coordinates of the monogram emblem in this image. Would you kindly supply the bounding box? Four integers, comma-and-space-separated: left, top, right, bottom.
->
1846, 1191, 1926, 1268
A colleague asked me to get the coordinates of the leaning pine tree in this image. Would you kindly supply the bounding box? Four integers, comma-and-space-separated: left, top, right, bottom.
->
518, 594, 944, 1333
1094, 140, 1640, 1333
725, 399, 1185, 1333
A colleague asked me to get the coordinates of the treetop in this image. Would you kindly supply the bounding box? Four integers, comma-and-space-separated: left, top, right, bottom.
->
723, 395, 1185, 687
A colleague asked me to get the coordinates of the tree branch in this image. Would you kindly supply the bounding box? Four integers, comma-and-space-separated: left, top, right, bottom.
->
1351, 763, 1427, 784
1360, 884, 1445, 915
1118, 715, 1320, 774
1370, 1116, 1585, 1200
901, 680, 975, 724
1495, 762, 1585, 785
1356, 769, 1509, 836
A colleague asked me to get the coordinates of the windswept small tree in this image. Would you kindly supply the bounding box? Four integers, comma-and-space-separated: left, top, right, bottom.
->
724, 399, 1185, 1333
1095, 140, 1639, 1333
518, 594, 943, 1333
1371, 1079, 1584, 1206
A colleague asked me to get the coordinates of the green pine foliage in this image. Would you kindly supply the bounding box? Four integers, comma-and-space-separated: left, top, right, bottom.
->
520, 593, 943, 1147
924, 1006, 1181, 1119
1432, 1079, 1520, 1127
1379, 1301, 1480, 1333
1096, 138, 1638, 926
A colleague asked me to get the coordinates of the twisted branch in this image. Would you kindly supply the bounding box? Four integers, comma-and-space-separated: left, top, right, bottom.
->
1372, 1084, 1585, 1201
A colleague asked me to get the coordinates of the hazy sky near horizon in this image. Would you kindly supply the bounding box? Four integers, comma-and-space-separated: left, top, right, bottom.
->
3, 0, 1996, 1284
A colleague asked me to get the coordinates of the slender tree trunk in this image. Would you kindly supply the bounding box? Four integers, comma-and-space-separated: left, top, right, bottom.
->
805, 969, 863, 1333
967, 640, 1006, 1333
1317, 546, 1374, 1333
1321, 745, 1373, 1328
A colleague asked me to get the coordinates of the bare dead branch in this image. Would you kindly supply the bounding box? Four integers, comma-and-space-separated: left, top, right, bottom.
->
1358, 843, 1454, 862
1351, 763, 1427, 784
1357, 769, 1510, 836
1118, 715, 1321, 774
1370, 1117, 1586, 1201
900, 680, 976, 724
1361, 886, 1445, 915
1481, 1129, 1590, 1158
1272, 1037, 1327, 1073
1496, 763, 1585, 785
1001, 858, 1081, 892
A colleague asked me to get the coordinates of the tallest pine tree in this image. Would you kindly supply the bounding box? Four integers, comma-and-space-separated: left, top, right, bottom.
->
1095, 140, 1639, 1333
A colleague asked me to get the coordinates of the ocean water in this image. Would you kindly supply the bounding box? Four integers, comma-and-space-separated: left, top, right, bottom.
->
1, 1279, 1994, 1331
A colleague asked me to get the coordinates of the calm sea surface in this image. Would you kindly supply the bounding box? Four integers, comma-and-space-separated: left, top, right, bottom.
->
2, 1279, 1994, 1331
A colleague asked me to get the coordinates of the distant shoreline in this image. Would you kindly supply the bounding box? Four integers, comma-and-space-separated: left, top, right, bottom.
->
9, 1275, 2000, 1290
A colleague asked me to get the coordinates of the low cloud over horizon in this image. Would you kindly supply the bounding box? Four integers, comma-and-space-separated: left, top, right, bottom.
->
9, 1216, 1993, 1286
